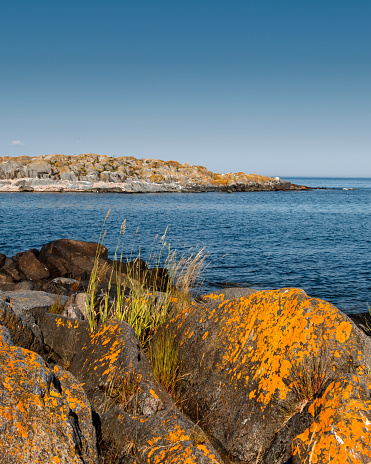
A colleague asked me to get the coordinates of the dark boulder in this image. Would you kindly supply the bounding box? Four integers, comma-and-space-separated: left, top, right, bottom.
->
39, 238, 108, 261
0, 270, 15, 291
40, 253, 70, 278
0, 293, 46, 358
2, 257, 24, 281
39, 239, 110, 281
15, 250, 50, 281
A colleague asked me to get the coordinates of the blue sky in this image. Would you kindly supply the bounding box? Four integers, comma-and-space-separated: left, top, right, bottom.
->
1, 0, 370, 177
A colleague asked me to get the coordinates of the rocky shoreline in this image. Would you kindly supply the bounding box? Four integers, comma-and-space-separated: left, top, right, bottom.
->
0, 153, 309, 193
1, 239, 371, 463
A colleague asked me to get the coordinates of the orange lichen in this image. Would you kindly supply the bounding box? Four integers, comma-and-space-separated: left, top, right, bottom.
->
293, 376, 371, 463
336, 321, 352, 343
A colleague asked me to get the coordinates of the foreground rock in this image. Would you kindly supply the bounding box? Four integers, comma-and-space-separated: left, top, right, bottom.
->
0, 325, 99, 464
164, 288, 371, 463
2, 235, 371, 463
0, 153, 309, 192
0, 289, 222, 464
36, 315, 222, 463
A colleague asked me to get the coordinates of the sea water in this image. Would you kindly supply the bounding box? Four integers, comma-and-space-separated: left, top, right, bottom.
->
0, 177, 370, 314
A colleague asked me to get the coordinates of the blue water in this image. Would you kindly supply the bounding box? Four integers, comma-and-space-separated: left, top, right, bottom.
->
0, 178, 370, 314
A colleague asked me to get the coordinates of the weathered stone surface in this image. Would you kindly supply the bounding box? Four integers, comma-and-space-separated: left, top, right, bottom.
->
15, 250, 50, 281
24, 160, 54, 178
39, 239, 108, 281
0, 160, 23, 178
40, 238, 108, 262
36, 315, 222, 463
2, 257, 24, 281
0, 324, 99, 464
0, 292, 45, 354
62, 292, 87, 320
42, 277, 83, 295
0, 270, 15, 291
1, 290, 68, 312
165, 288, 371, 463
292, 374, 371, 464
14, 280, 35, 291
40, 253, 70, 278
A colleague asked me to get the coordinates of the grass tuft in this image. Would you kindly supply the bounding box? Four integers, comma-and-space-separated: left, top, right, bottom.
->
103, 368, 141, 414
86, 214, 208, 350
290, 351, 332, 414
148, 330, 180, 398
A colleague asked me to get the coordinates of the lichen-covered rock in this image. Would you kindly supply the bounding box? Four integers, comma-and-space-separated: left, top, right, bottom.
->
0, 324, 99, 464
292, 374, 371, 464
36, 314, 222, 463
165, 288, 371, 463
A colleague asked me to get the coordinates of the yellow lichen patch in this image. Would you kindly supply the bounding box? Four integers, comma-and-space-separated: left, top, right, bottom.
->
336, 321, 352, 343
16, 421, 28, 439
204, 289, 365, 408
202, 293, 225, 301
293, 376, 371, 463
145, 423, 220, 463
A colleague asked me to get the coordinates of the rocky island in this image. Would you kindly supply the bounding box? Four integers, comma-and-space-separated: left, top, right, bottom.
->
0, 153, 309, 193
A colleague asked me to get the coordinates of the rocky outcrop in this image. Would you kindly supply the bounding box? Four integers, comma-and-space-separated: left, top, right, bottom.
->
2, 238, 371, 463
0, 239, 107, 292
0, 239, 175, 299
163, 288, 371, 463
0, 153, 309, 192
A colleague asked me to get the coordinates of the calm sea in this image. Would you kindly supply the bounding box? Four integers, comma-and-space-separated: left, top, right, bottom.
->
0, 177, 370, 315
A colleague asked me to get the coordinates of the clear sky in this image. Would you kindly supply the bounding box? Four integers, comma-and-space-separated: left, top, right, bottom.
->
1, 0, 370, 177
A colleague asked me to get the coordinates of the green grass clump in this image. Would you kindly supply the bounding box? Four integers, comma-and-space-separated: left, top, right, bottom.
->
85, 211, 208, 350
148, 330, 180, 398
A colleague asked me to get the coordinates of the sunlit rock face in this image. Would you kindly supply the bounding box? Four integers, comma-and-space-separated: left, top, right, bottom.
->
165, 288, 371, 463
0, 324, 99, 464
